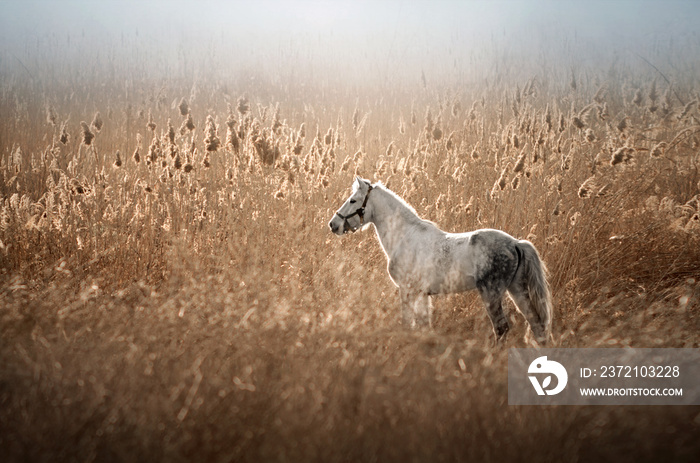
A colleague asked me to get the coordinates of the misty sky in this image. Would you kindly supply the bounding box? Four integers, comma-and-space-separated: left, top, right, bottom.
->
1, 0, 699, 86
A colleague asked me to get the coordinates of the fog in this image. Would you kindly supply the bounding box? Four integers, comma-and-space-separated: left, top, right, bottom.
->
1, 0, 699, 89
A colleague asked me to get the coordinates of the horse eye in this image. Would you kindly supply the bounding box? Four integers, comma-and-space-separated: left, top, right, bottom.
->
349, 199, 356, 204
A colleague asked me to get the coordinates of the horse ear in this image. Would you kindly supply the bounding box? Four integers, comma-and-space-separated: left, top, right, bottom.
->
355, 176, 369, 187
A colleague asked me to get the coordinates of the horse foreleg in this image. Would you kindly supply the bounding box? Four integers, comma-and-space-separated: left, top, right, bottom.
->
399, 287, 416, 328
413, 293, 432, 329
399, 289, 432, 330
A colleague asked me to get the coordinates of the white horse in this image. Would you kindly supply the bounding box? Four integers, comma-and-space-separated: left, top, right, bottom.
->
329, 177, 552, 344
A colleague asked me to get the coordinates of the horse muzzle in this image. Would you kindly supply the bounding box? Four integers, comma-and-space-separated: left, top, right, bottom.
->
328, 215, 345, 235
329, 213, 357, 235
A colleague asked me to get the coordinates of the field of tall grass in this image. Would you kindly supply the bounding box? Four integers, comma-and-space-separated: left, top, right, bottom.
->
1, 18, 700, 461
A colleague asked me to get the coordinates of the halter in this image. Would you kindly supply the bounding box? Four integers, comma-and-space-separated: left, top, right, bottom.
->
335, 184, 373, 233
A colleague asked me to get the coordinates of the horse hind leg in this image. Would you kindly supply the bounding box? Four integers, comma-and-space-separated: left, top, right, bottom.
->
478, 288, 510, 341
475, 245, 521, 342
507, 284, 548, 345
508, 240, 552, 345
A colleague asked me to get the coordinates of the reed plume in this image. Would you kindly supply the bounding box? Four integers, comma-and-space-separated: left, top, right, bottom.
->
237, 96, 250, 115
166, 118, 176, 144
204, 115, 221, 152
513, 148, 527, 174
584, 129, 596, 143
46, 106, 57, 126
616, 116, 628, 133
80, 121, 94, 146
511, 175, 520, 190
597, 102, 609, 121
610, 147, 634, 166
650, 142, 667, 158
578, 176, 596, 198
648, 80, 659, 113
180, 113, 195, 135
571, 116, 585, 130
91, 112, 103, 132
147, 111, 156, 132
677, 100, 697, 121
470, 144, 480, 160
226, 111, 240, 153
178, 97, 190, 116
59, 122, 70, 145
632, 89, 644, 107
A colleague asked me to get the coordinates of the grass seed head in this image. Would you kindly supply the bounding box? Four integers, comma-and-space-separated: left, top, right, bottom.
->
172, 149, 182, 169
80, 121, 94, 146
46, 106, 57, 126
552, 200, 561, 216
147, 111, 156, 132
180, 113, 195, 135
511, 175, 520, 190
113, 150, 122, 168
593, 84, 607, 103
352, 107, 360, 132
59, 122, 70, 144
570, 211, 581, 226
386, 141, 394, 157
237, 96, 250, 115
584, 128, 596, 142
633, 88, 644, 106
650, 142, 667, 158
513, 148, 527, 173
677, 100, 697, 121
648, 80, 658, 104
616, 116, 628, 133
597, 102, 609, 121
491, 164, 510, 198
561, 153, 571, 171
183, 155, 193, 173
470, 145, 480, 160
204, 115, 221, 152
578, 176, 596, 198
178, 97, 189, 116
91, 112, 103, 132
610, 147, 634, 166
167, 118, 176, 144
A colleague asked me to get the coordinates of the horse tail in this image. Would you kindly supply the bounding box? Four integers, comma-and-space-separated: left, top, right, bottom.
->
515, 240, 552, 338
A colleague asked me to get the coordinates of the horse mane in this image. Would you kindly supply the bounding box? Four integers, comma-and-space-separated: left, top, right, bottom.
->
372, 182, 434, 228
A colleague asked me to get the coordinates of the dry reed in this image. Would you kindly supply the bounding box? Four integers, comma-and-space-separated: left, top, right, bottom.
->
1, 32, 699, 463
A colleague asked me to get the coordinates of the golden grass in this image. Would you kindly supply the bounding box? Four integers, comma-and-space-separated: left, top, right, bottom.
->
1, 43, 700, 462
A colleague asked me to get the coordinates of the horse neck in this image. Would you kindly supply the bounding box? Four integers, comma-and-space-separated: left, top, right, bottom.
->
368, 186, 423, 255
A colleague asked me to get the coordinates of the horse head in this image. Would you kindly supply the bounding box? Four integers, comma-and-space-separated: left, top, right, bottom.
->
329, 176, 373, 235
